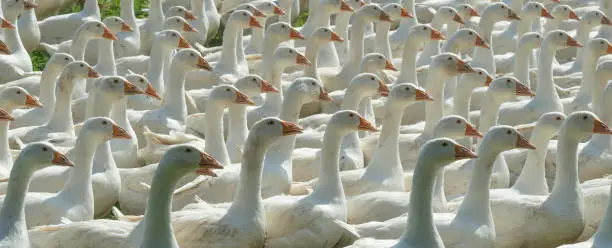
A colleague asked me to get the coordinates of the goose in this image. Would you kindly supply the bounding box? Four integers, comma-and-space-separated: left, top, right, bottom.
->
562, 38, 612, 113
296, 0, 353, 68
386, 0, 418, 55
446, 3, 480, 40
243, 1, 285, 55
416, 6, 465, 67
354, 125, 535, 247
4, 53, 74, 129
543, 4, 580, 35
246, 47, 311, 127
554, 10, 611, 76
0, 117, 130, 228
291, 73, 388, 181
347, 138, 477, 248
138, 0, 165, 54
24, 145, 222, 248
8, 61, 100, 146
131, 48, 211, 147
16, 0, 39, 53
181, 0, 210, 47
494, 32, 542, 86
365, 3, 412, 60
0, 1, 35, 82
182, 10, 262, 87
319, 4, 392, 93
334, 0, 366, 65
114, 0, 140, 58
0, 143, 72, 248
497, 30, 583, 126
559, 183, 612, 247
394, 24, 444, 88
118, 84, 255, 213
492, 1, 552, 55
487, 111, 612, 247
37, 0, 99, 44
219, 4, 266, 77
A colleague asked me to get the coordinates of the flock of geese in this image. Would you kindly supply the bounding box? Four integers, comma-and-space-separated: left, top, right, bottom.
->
0, 0, 610, 247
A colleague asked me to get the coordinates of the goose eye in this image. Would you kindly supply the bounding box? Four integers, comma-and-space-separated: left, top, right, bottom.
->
602, 41, 605, 45
324, 29, 328, 32
501, 5, 505, 9
64, 57, 69, 61
507, 79, 511, 83
394, 6, 398, 8
564, 8, 568, 11
349, 113, 354, 117
448, 57, 452, 60
559, 33, 563, 36
506, 130, 512, 134
190, 53, 195, 56
140, 79, 144, 82
289, 50, 293, 53
42, 147, 48, 152
556, 116, 562, 120
80, 64, 84, 67
423, 26, 427, 30
176, 19, 180, 23
243, 13, 247, 16
442, 142, 448, 147
185, 148, 192, 153
114, 79, 118, 83
226, 88, 231, 92
371, 76, 375, 80
405, 87, 410, 91
102, 120, 108, 125
172, 33, 177, 37
456, 119, 461, 123
312, 82, 316, 86
469, 31, 473, 35
252, 78, 256, 82
478, 71, 483, 75
16, 91, 20, 94
583, 115, 589, 120
449, 9, 452, 13
267, 120, 274, 125
97, 24, 101, 27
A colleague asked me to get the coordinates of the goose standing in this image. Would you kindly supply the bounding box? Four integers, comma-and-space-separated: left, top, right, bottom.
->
366, 3, 412, 60
416, 6, 465, 67
16, 0, 39, 53
0, 1, 35, 82
37, 0, 99, 44
334, 0, 366, 65
0, 143, 72, 248
138, 0, 165, 54
560, 182, 612, 247
114, 0, 140, 58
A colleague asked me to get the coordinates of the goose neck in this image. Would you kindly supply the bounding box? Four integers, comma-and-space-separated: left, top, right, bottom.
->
149, 0, 165, 23
423, 67, 451, 136
303, 40, 322, 79
4, 14, 25, 54
204, 102, 230, 165
140, 163, 182, 247
511, 127, 552, 195
57, 135, 100, 203
303, 5, 332, 33
96, 39, 117, 76
310, 127, 347, 202
535, 42, 560, 102
397, 39, 422, 84
39, 67, 61, 112
226, 133, 267, 220
70, 33, 89, 60
441, 34, 461, 54
363, 102, 404, 176
191, 0, 205, 17
517, 18, 534, 37
513, 43, 532, 88
84, 0, 101, 17
573, 48, 599, 103
547, 127, 582, 204
236, 31, 246, 66
46, 76, 76, 134
478, 13, 497, 42
249, 17, 267, 53
399, 154, 443, 245
110, 98, 130, 129
227, 105, 248, 158
0, 122, 11, 173
161, 63, 188, 123
261, 37, 283, 71
204, 0, 218, 15
0, 158, 35, 238
452, 75, 477, 119
260, 64, 285, 116
593, 184, 612, 244
218, 24, 240, 72
147, 41, 168, 93
455, 143, 499, 222
590, 73, 612, 147
335, 13, 351, 42
431, 169, 447, 211
477, 93, 503, 133
343, 17, 368, 71
340, 88, 366, 111
120, 0, 137, 27
278, 1, 293, 23
374, 22, 393, 59
85, 89, 113, 119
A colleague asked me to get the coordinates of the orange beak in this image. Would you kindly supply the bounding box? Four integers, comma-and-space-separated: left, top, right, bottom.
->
296, 53, 312, 66
454, 144, 478, 159
249, 16, 263, 28
196, 56, 212, 71
457, 59, 474, 73
273, 6, 285, 15
183, 23, 197, 32
508, 10, 521, 20
566, 36, 583, 48
319, 88, 333, 101
568, 10, 580, 20
0, 108, 14, 121
330, 31, 344, 42
430, 28, 446, 40
25, 94, 42, 108
400, 8, 413, 18
252, 8, 266, 17
144, 83, 162, 100
359, 0, 365, 6
235, 91, 256, 105
340, 0, 354, 12
469, 7, 480, 17
378, 80, 390, 97
88, 67, 101, 78
516, 133, 536, 149
281, 121, 304, 136
178, 36, 191, 48
358, 116, 378, 131
102, 27, 118, 40
24, 1, 38, 9
602, 16, 612, 25
515, 82, 535, 97
415, 88, 434, 101
541, 8, 553, 19
607, 44, 612, 54
289, 28, 305, 40
0, 40, 10, 55
260, 80, 279, 93
453, 13, 465, 24
475, 35, 489, 49
380, 12, 393, 23
184, 10, 197, 20
123, 80, 145, 95
384, 60, 397, 71
1, 18, 15, 29
52, 151, 73, 167
594, 119, 612, 134
196, 151, 224, 176
121, 21, 133, 32
484, 76, 493, 86
464, 123, 483, 138
112, 124, 132, 139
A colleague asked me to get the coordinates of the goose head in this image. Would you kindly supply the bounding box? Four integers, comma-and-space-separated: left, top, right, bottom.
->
345, 0, 366, 12
102, 16, 132, 34
487, 76, 534, 102
158, 145, 223, 177
166, 6, 197, 21
156, 30, 191, 49
253, 1, 285, 16
456, 3, 479, 19
249, 117, 303, 147
419, 138, 478, 166
585, 38, 612, 57
0, 87, 42, 111
1, 0, 35, 20
227, 10, 263, 29
544, 30, 582, 49
482, 3, 521, 22
388, 83, 433, 107
0, 108, 14, 121
519, 32, 543, 50
267, 22, 304, 41
273, 47, 311, 67
164, 16, 197, 34
480, 125, 536, 153
326, 0, 354, 13
62, 61, 100, 80
579, 10, 611, 28
551, 4, 579, 21
382, 3, 412, 20
286, 77, 332, 103
563, 111, 612, 139
460, 67, 493, 88
348, 73, 390, 98
517, 112, 565, 138
94, 76, 145, 101
521, 2, 553, 21
79, 117, 131, 141
356, 4, 393, 23
0, 17, 14, 30
361, 53, 397, 72
172, 48, 212, 71
78, 21, 118, 41
309, 27, 344, 44
46, 53, 75, 72
435, 115, 482, 138
453, 28, 489, 50
431, 52, 474, 76
436, 6, 465, 25
329, 110, 378, 134
408, 24, 445, 44
209, 84, 256, 106
234, 75, 278, 97
125, 74, 162, 100
16, 143, 73, 171
0, 39, 9, 55
234, 3, 267, 18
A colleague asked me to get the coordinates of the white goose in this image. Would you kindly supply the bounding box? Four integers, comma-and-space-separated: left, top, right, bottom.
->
138, 0, 165, 54
37, 0, 99, 44
114, 0, 141, 58
543, 4, 580, 35
0, 1, 35, 82
365, 3, 412, 60
0, 117, 130, 228
347, 138, 477, 248
492, 1, 552, 55
15, 0, 39, 53
416, 6, 465, 67
560, 182, 612, 247
24, 145, 222, 248
243, 1, 286, 55
0, 143, 72, 248
334, 0, 366, 65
